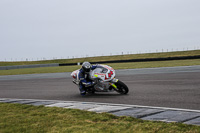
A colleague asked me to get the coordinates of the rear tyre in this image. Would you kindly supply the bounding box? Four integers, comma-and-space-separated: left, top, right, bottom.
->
115, 80, 129, 94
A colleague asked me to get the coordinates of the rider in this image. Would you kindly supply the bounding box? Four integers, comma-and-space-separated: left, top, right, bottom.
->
78, 61, 98, 95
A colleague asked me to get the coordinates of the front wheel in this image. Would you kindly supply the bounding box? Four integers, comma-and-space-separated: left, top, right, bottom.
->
114, 80, 129, 94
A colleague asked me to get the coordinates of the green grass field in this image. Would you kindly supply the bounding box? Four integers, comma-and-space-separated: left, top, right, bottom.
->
0, 103, 199, 133
1, 50, 200, 76
1, 59, 200, 75
1, 50, 200, 66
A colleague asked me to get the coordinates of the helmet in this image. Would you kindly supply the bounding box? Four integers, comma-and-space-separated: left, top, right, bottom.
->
82, 61, 92, 73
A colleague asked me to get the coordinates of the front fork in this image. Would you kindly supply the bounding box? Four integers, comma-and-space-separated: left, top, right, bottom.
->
109, 78, 119, 89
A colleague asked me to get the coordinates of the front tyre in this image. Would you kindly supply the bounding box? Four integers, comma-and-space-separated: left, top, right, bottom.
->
115, 80, 129, 94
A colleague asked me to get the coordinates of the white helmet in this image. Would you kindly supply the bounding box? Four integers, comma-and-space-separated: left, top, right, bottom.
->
82, 62, 92, 73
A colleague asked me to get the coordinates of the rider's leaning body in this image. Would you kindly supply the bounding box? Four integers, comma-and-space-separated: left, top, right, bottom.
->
78, 62, 102, 95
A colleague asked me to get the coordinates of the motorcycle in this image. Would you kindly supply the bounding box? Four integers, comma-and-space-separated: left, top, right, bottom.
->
71, 64, 129, 94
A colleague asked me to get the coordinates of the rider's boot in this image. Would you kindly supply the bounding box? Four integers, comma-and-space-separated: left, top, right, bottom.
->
79, 85, 86, 96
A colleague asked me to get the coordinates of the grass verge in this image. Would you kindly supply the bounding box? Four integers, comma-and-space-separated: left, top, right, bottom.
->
0, 103, 199, 133
1, 59, 200, 75
1, 50, 200, 66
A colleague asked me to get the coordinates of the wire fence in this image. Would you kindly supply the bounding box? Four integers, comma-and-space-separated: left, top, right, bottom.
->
1, 47, 200, 62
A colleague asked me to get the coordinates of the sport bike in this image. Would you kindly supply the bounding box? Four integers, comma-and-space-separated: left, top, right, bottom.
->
71, 64, 129, 94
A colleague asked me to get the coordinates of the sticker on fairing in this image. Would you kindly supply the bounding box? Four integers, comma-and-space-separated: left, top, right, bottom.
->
112, 78, 118, 83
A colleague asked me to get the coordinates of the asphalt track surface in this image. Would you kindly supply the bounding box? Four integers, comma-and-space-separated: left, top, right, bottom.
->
0, 66, 200, 110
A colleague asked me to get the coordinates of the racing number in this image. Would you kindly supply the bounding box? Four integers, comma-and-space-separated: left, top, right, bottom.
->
105, 70, 114, 80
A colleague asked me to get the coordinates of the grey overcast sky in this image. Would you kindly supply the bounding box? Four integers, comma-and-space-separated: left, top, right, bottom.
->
0, 0, 200, 61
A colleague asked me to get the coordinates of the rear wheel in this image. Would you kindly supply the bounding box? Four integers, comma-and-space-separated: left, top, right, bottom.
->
115, 80, 129, 94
